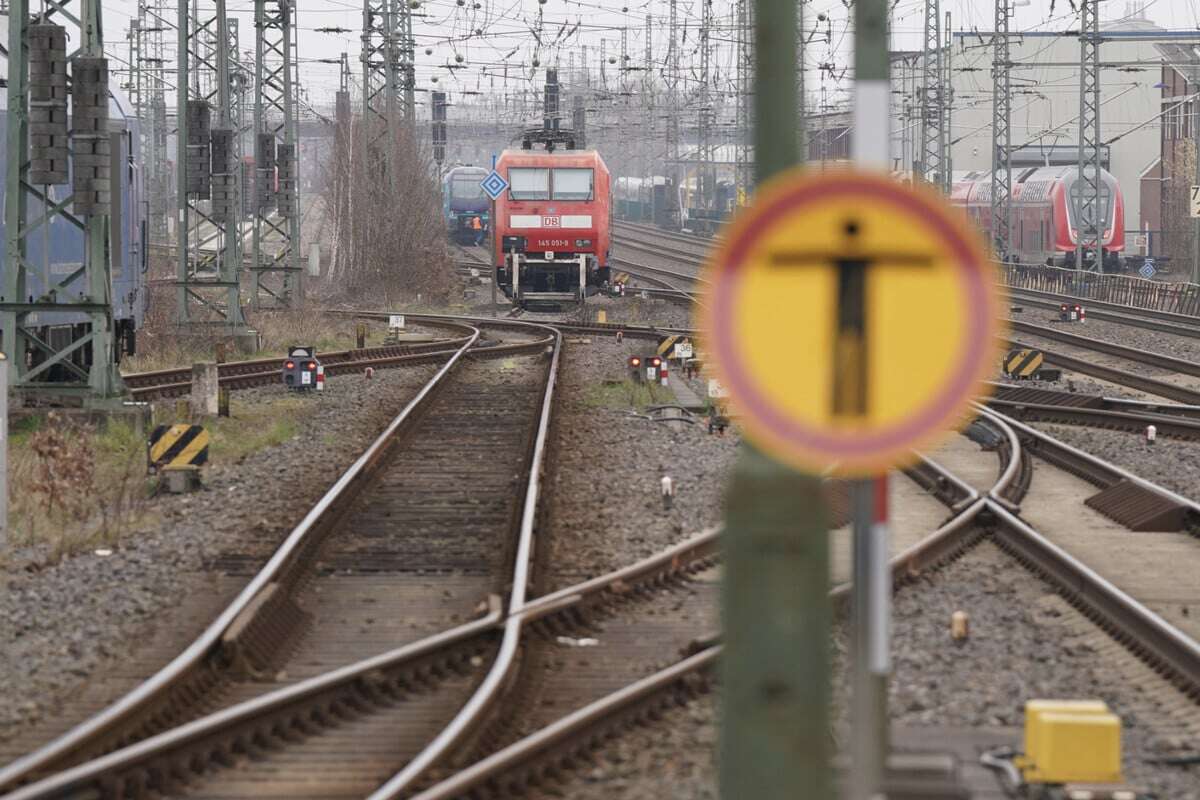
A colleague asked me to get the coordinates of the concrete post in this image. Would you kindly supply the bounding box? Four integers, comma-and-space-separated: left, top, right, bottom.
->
190, 362, 220, 417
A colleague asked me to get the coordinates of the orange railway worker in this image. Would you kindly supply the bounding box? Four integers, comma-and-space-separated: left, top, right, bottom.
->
471, 215, 484, 246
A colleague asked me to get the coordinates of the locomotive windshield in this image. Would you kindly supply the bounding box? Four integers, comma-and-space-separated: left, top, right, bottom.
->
552, 168, 594, 201
509, 168, 550, 200
450, 175, 486, 200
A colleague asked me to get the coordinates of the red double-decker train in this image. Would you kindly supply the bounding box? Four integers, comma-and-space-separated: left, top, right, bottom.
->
950, 165, 1126, 267
493, 148, 612, 308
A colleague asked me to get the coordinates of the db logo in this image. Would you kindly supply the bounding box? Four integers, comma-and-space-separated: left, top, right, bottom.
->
542, 215, 561, 227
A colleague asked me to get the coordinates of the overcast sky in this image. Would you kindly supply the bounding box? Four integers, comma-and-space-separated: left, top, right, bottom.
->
96, 0, 1200, 112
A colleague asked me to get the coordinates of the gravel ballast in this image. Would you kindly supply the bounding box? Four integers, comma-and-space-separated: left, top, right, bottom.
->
1032, 422, 1200, 503
539, 334, 736, 589
0, 364, 439, 737
1010, 306, 1200, 363
530, 544, 1199, 799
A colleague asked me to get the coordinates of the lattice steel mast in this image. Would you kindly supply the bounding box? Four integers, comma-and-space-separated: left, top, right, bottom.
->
2, 0, 126, 403
941, 11, 952, 192
697, 0, 713, 215
250, 0, 301, 308
665, 0, 680, 226
1075, 0, 1103, 271
175, 0, 248, 331
916, 0, 944, 185
991, 1, 1012, 258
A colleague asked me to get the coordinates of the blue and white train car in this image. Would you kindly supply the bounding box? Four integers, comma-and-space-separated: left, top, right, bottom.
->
0, 14, 147, 368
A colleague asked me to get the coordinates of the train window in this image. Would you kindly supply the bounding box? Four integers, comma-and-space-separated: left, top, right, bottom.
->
509, 168, 550, 200
551, 168, 594, 200
451, 175, 486, 200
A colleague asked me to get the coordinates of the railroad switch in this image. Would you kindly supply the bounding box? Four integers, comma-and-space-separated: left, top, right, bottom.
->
283, 346, 323, 391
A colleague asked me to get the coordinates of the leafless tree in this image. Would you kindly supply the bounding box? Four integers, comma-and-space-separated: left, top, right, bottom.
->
322, 113, 454, 304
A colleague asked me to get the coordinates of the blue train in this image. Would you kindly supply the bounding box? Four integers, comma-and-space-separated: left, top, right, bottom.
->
442, 165, 489, 245
0, 18, 147, 373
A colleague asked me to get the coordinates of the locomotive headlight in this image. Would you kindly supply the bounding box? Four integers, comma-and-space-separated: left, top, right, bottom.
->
574, 238, 592, 248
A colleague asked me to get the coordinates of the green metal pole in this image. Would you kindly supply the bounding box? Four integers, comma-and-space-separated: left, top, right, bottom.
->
176, 0, 190, 323
719, 1, 830, 798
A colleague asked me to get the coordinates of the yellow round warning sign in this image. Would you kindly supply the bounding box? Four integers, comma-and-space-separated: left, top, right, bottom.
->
699, 168, 1004, 476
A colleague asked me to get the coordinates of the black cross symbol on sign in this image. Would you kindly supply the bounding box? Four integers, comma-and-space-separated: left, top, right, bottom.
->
771, 219, 934, 419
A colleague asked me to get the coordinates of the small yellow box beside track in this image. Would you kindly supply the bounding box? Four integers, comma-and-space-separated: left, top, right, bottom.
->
1017, 700, 1122, 785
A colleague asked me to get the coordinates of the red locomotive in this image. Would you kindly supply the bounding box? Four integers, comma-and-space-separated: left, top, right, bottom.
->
950, 165, 1126, 268
493, 148, 612, 308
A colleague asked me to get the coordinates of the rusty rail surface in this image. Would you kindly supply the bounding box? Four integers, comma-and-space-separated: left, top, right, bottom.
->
406, 421, 1017, 799
0, 318, 559, 795
1006, 288, 1200, 339
123, 318, 478, 399
411, 412, 1200, 798
2, 532, 728, 798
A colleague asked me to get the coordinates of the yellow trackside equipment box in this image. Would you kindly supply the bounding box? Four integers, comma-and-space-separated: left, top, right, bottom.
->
1017, 700, 1122, 784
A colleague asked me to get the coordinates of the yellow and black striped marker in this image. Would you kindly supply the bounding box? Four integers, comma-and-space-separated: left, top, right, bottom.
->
1003, 348, 1044, 379
148, 424, 210, 471
657, 335, 693, 360
613, 272, 630, 285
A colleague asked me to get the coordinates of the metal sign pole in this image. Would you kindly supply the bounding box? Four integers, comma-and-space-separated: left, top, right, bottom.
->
851, 1, 893, 797
490, 153, 498, 317
0, 352, 7, 546
720, 0, 831, 798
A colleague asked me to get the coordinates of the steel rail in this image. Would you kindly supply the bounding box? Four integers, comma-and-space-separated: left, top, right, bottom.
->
2, 529, 729, 798
365, 318, 564, 799
1009, 319, 1200, 377
986, 399, 1200, 440
1003, 283, 1200, 330
0, 608, 505, 800
977, 405, 1200, 524
988, 381, 1200, 421
976, 406, 1200, 696
334, 309, 699, 341
1006, 288, 1200, 339
1009, 339, 1200, 405
128, 345, 472, 400
0, 324, 484, 793
121, 318, 478, 396
409, 428, 1014, 800
415, 410, 1200, 797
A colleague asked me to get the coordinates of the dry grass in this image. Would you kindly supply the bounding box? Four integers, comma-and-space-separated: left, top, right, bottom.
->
4, 393, 327, 563
198, 394, 310, 464
7, 414, 155, 563
584, 378, 675, 409
123, 310, 383, 374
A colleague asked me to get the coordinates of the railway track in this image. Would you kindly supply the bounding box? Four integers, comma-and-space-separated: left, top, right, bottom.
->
610, 222, 1200, 406
120, 315, 694, 400
123, 320, 475, 401
1008, 286, 1200, 339
0, 317, 560, 797
988, 382, 1200, 439
408, 409, 1200, 798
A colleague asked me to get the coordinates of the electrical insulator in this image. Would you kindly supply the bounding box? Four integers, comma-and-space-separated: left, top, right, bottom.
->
209, 128, 236, 222
185, 100, 212, 198
70, 57, 111, 216
276, 144, 296, 219
28, 24, 69, 186
256, 133, 276, 210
